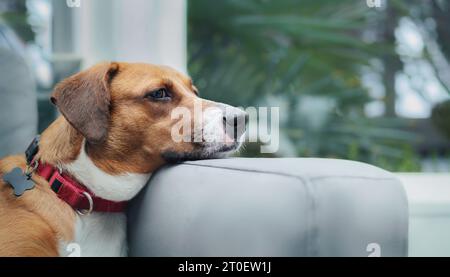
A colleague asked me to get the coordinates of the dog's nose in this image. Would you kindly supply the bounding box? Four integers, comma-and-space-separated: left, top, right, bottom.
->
222, 106, 248, 140
223, 108, 248, 127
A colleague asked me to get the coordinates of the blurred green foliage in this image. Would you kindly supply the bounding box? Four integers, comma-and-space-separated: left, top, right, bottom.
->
0, 0, 34, 42
432, 99, 450, 139
188, 0, 424, 171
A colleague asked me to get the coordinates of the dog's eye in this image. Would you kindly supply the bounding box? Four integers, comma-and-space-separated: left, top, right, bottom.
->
146, 88, 171, 101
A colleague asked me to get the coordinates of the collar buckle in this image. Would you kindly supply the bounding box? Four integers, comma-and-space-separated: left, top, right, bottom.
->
25, 135, 40, 165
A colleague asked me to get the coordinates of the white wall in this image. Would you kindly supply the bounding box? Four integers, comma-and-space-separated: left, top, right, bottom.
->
398, 173, 450, 256
72, 0, 186, 72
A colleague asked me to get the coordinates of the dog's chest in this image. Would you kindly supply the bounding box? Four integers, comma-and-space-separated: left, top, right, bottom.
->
60, 212, 127, 257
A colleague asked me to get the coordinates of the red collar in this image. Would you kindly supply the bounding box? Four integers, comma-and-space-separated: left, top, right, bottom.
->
34, 162, 127, 214
25, 136, 126, 214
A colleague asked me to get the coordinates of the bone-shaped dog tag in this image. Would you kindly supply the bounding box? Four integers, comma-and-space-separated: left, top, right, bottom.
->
2, 167, 35, 196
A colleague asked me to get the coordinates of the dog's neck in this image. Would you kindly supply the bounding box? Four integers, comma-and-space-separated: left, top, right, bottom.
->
36, 117, 151, 202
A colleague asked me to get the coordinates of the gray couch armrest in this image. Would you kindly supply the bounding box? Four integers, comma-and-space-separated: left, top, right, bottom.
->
127, 158, 408, 257
0, 47, 37, 157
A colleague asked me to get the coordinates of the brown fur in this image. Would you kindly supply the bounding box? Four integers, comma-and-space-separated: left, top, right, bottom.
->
51, 63, 119, 144
0, 156, 75, 256
0, 62, 213, 256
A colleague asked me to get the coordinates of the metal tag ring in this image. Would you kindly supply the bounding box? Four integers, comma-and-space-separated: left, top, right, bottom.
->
77, 192, 94, 216
25, 160, 39, 177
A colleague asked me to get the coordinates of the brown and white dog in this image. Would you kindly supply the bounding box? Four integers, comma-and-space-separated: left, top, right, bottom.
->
0, 62, 246, 256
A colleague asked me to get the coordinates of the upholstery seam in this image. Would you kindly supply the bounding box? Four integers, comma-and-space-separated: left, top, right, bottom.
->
181, 162, 397, 182
181, 162, 309, 182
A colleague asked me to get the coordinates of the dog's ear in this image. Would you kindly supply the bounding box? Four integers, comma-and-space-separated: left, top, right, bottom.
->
51, 62, 119, 144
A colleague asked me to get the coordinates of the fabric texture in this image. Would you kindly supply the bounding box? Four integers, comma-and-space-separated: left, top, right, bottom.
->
128, 158, 408, 257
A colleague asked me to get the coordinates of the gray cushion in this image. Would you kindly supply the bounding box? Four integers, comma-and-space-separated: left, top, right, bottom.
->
0, 47, 37, 157
127, 158, 408, 257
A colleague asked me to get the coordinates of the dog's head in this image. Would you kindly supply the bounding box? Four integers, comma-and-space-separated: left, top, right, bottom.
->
51, 62, 247, 174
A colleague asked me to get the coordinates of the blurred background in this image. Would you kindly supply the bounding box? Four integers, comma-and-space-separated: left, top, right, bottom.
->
1, 0, 450, 257
0, 0, 449, 172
